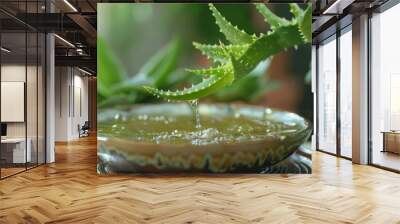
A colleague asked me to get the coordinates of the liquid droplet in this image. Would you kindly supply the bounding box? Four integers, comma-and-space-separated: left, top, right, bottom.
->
187, 100, 201, 129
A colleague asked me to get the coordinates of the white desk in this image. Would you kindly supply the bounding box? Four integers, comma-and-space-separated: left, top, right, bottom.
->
1, 138, 31, 163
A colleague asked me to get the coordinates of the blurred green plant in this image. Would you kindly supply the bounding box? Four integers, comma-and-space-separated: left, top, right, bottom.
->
98, 38, 190, 108
144, 3, 311, 101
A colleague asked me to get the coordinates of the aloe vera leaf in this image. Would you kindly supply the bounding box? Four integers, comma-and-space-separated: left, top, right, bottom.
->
193, 42, 227, 62
144, 4, 309, 102
144, 72, 234, 101
209, 4, 254, 44
232, 24, 304, 79
211, 60, 271, 102
212, 75, 279, 102
186, 65, 230, 77
289, 3, 304, 19
254, 4, 290, 29
298, 4, 312, 43
193, 42, 249, 62
97, 37, 126, 97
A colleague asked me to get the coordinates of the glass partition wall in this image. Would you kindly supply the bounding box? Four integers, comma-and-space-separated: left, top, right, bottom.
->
339, 27, 352, 159
317, 35, 337, 155
370, 3, 400, 171
0, 31, 27, 177
316, 1, 400, 171
0, 3, 46, 179
316, 26, 353, 159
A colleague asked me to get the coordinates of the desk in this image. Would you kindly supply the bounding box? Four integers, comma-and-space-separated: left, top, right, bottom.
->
382, 131, 400, 154
1, 138, 31, 163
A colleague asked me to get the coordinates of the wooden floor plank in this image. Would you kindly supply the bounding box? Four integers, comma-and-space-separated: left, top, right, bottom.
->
0, 135, 400, 223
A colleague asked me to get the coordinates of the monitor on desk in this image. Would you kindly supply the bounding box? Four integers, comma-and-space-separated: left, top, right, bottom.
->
1, 123, 7, 137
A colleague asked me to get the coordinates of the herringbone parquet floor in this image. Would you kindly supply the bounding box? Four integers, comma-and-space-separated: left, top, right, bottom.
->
1, 135, 400, 224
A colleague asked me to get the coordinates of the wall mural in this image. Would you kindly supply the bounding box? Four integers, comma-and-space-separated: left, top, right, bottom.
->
97, 3, 312, 174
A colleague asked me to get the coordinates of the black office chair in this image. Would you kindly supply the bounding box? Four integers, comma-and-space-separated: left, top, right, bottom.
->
78, 121, 90, 138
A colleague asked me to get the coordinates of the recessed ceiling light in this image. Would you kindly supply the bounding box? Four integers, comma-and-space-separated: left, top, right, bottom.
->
78, 67, 93, 76
1, 47, 11, 53
54, 34, 75, 48
63, 0, 78, 12
322, 0, 353, 15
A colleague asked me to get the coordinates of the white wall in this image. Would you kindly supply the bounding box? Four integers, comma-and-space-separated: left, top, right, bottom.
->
72, 73, 89, 137
55, 67, 89, 141
55, 67, 69, 141
1, 82, 25, 122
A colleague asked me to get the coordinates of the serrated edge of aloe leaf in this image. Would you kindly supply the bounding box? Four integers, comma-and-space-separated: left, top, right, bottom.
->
186, 65, 229, 77
208, 3, 254, 44
193, 42, 250, 62
143, 73, 234, 101
289, 3, 304, 19
193, 42, 229, 62
298, 4, 312, 43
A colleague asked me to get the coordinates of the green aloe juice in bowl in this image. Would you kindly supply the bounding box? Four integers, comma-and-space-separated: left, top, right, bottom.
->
98, 103, 311, 173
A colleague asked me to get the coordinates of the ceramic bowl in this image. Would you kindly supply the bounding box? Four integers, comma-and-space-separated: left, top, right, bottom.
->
97, 103, 311, 173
